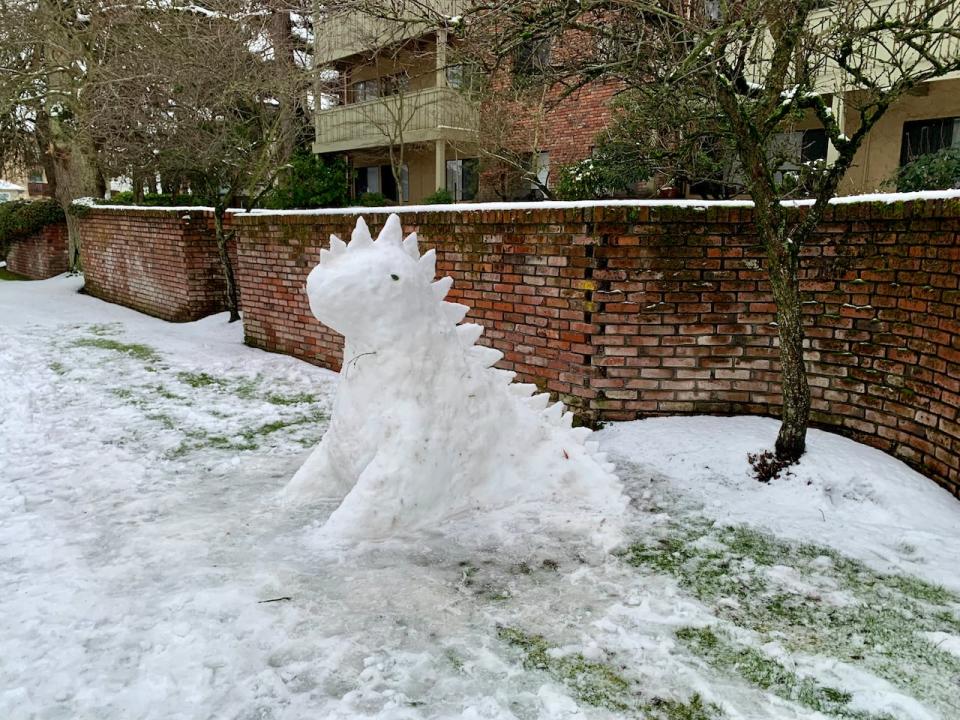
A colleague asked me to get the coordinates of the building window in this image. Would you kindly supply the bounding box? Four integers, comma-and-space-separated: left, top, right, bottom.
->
400, 164, 410, 203
351, 80, 380, 103
355, 166, 381, 196
446, 158, 479, 201
28, 170, 45, 184
512, 38, 551, 81
800, 129, 828, 163
0, 192, 10, 202
900, 117, 960, 165
354, 164, 408, 202
530, 151, 550, 198
381, 74, 409, 97
446, 64, 481, 93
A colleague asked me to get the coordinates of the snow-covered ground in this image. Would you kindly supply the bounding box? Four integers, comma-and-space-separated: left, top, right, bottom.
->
2, 276, 959, 720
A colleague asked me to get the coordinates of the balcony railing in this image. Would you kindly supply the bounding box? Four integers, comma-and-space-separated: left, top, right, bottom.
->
315, 0, 466, 64
313, 86, 479, 154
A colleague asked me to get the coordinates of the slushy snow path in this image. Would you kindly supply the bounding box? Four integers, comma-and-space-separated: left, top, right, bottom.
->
2, 276, 959, 720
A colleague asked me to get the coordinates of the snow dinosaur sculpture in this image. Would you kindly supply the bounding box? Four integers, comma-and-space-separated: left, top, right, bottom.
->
284, 214, 626, 541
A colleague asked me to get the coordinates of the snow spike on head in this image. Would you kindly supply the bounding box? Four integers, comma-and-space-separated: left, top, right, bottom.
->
443, 302, 469, 325
432, 276, 454, 301
468, 345, 503, 368
526, 393, 551, 411
319, 248, 331, 266
402, 231, 419, 259
490, 368, 517, 385
330, 235, 347, 255
543, 402, 564, 424
456, 322, 483, 346
509, 383, 538, 397
570, 426, 592, 442
349, 216, 374, 250
376, 213, 403, 246
560, 412, 574, 429
418, 248, 437, 280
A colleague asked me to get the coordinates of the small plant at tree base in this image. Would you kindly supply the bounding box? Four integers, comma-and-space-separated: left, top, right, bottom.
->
747, 450, 791, 483
892, 147, 960, 192
423, 188, 454, 204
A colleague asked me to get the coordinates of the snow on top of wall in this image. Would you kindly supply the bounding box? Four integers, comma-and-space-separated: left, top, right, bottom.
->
78, 188, 960, 217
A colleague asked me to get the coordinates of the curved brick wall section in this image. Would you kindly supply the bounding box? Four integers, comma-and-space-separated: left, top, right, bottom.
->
233, 199, 960, 498
6, 223, 68, 279
78, 207, 237, 322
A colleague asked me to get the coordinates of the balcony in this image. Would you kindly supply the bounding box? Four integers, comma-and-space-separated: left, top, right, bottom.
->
313, 86, 479, 154
315, 0, 466, 65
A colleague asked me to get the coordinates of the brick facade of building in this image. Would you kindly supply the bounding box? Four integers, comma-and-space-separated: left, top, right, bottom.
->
232, 198, 960, 498
514, 81, 623, 170
6, 222, 69, 279
477, 76, 623, 201
77, 207, 237, 322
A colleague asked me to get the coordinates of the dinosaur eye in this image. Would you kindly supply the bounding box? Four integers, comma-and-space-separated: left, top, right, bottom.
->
390, 274, 399, 281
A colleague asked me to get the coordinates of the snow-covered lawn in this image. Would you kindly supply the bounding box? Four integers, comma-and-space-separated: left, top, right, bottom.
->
2, 276, 959, 720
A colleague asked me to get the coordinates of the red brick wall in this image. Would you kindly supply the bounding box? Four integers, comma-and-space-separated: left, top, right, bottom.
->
78, 207, 238, 322
536, 81, 622, 170
233, 199, 960, 499
6, 223, 68, 279
478, 59, 622, 199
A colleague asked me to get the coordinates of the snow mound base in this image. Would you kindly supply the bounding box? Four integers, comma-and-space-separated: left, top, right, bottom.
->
284, 214, 626, 544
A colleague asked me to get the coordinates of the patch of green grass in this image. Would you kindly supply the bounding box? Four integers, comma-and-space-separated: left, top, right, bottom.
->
146, 412, 176, 430
164, 409, 327, 459
676, 627, 892, 720
498, 626, 631, 712
48, 361, 67, 375
624, 521, 960, 714
87, 323, 121, 336
444, 649, 464, 672
235, 378, 259, 399
266, 392, 318, 406
151, 384, 184, 401
0, 267, 27, 281
497, 627, 723, 718
176, 371, 224, 388
72, 337, 161, 363
176, 371, 260, 400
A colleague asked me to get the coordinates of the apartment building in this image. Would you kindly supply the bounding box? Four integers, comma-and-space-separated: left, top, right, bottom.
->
312, 3, 960, 203
312, 4, 481, 203
311, 0, 623, 203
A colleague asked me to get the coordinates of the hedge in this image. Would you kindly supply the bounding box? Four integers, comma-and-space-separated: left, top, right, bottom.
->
0, 199, 66, 258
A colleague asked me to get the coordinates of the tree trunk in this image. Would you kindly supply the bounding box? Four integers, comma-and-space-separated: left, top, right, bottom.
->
766, 231, 810, 462
213, 205, 241, 323
50, 144, 100, 272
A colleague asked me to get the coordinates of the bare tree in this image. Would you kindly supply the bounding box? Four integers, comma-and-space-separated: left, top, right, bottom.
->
0, 0, 111, 269
457, 0, 960, 462
468, 76, 554, 200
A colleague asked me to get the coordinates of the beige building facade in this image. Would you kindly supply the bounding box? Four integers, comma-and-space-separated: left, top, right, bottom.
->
313, 4, 482, 204
313, 1, 960, 202
838, 78, 960, 194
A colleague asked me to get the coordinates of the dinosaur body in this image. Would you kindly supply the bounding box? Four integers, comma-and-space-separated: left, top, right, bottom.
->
284, 214, 626, 541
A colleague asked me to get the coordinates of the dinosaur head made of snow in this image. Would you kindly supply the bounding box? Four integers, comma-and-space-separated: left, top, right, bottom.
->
305, 214, 459, 345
